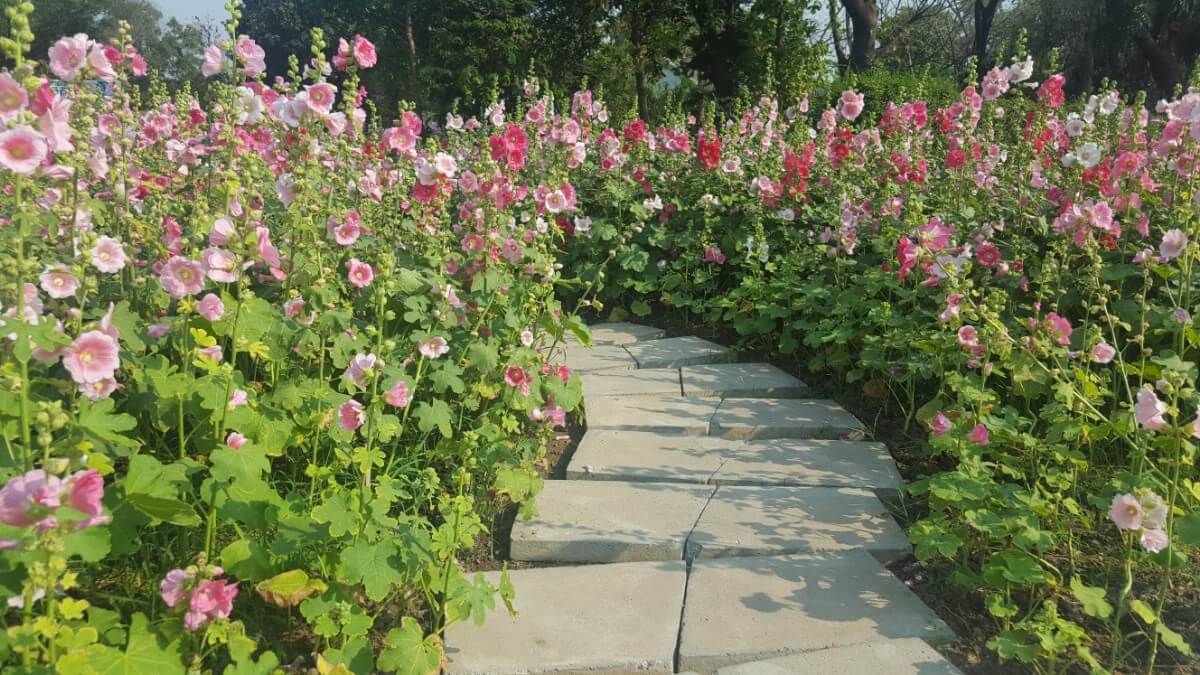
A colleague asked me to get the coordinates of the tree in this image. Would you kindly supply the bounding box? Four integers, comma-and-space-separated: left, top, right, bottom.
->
841, 0, 879, 71
972, 0, 1001, 70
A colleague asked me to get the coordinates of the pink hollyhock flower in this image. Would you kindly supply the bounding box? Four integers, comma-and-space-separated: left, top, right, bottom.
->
544, 189, 568, 213
202, 247, 239, 283
0, 470, 62, 528
0, 73, 29, 120
48, 34, 90, 80
895, 237, 917, 282
505, 366, 531, 396
346, 258, 373, 288
39, 266, 79, 299
185, 578, 238, 631
0, 126, 48, 175
343, 353, 381, 388
931, 411, 952, 436
86, 44, 116, 81
501, 238, 522, 263
254, 225, 281, 269
333, 38, 352, 70
304, 82, 336, 116
419, 336, 449, 359
90, 236, 126, 273
226, 432, 247, 449
968, 424, 990, 445
197, 293, 224, 321
1135, 388, 1167, 431
209, 217, 236, 246
1140, 491, 1168, 529
228, 388, 248, 409
161, 257, 206, 299
520, 329, 534, 347
1159, 229, 1188, 260
234, 37, 266, 77
198, 345, 222, 362
1091, 342, 1116, 364
62, 331, 120, 384
338, 399, 365, 431
703, 247, 726, 264
353, 35, 377, 68
532, 405, 567, 428
200, 45, 224, 78
330, 216, 362, 246
384, 381, 410, 408
837, 90, 864, 121
160, 569, 193, 608
78, 377, 119, 401
1044, 312, 1072, 346
64, 469, 106, 527
975, 242, 1001, 267
1140, 528, 1168, 553
148, 324, 171, 339
1109, 493, 1143, 530
957, 325, 979, 347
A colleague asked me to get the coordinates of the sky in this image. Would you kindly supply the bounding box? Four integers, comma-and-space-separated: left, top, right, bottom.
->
153, 0, 229, 23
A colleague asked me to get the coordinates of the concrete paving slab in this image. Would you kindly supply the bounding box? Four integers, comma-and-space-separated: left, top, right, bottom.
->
510, 480, 714, 562
687, 486, 910, 560
677, 552, 955, 673
625, 336, 728, 369
565, 322, 667, 345
712, 639, 964, 674
566, 430, 731, 484
713, 438, 902, 490
711, 399, 865, 440
581, 368, 681, 397
560, 344, 637, 372
586, 396, 720, 436
445, 560, 687, 674
680, 363, 809, 398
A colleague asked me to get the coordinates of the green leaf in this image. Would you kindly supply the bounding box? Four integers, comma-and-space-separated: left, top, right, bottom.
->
1155, 622, 1195, 656
377, 617, 444, 675
64, 526, 111, 562
987, 631, 1039, 662
986, 593, 1019, 619
465, 341, 500, 372
1130, 598, 1157, 624
210, 444, 270, 485
312, 493, 359, 539
630, 299, 652, 317
414, 399, 453, 438
125, 494, 200, 527
1070, 576, 1112, 619
220, 539, 275, 582
90, 613, 184, 675
77, 398, 139, 450
494, 465, 543, 520
1175, 513, 1200, 546
498, 566, 517, 618
255, 570, 328, 608
339, 540, 404, 601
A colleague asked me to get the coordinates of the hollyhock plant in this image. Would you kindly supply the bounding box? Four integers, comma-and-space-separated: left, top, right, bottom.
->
338, 399, 365, 431
346, 258, 373, 288
62, 331, 119, 384
0, 126, 49, 174
384, 381, 410, 408
90, 236, 126, 273
419, 336, 449, 359
38, 266, 79, 299
196, 294, 225, 321
160, 257, 206, 299
1134, 388, 1167, 431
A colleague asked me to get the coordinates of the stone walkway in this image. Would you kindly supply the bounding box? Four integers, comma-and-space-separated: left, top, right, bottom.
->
446, 324, 960, 674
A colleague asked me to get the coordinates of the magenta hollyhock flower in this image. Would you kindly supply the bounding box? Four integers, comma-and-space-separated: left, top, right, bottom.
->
1159, 229, 1188, 260
0, 126, 48, 175
505, 366, 531, 396
39, 266, 79, 299
197, 293, 225, 321
160, 569, 193, 608
338, 399, 365, 431
343, 353, 381, 388
895, 237, 917, 282
1135, 388, 1167, 431
90, 236, 126, 273
1044, 312, 1073, 346
968, 424, 990, 445
0, 470, 62, 528
353, 35, 377, 68
160, 257, 206, 299
346, 258, 373, 288
62, 331, 120, 384
1109, 493, 1143, 530
418, 336, 449, 359
48, 34, 89, 80
385, 381, 410, 408
931, 411, 952, 436
185, 579, 238, 631
64, 469, 107, 527
1091, 342, 1117, 364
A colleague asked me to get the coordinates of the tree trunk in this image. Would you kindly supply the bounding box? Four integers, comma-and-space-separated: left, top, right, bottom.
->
1132, 31, 1184, 95
973, 0, 1001, 73
828, 0, 848, 68
840, 0, 878, 72
629, 12, 649, 121
405, 13, 418, 92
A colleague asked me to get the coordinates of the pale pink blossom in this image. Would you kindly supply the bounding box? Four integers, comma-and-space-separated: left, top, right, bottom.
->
343, 353, 381, 388
200, 45, 224, 78
78, 378, 118, 401
228, 389, 248, 409
184, 578, 238, 631
304, 82, 337, 116
197, 293, 225, 321
0, 126, 48, 175
1135, 388, 1167, 431
1091, 342, 1116, 363
338, 399, 365, 431
385, 381, 410, 408
418, 336, 449, 359
160, 257, 206, 298
1139, 528, 1169, 553
202, 247, 239, 283
48, 34, 90, 80
353, 35, 377, 68
1109, 493, 1143, 530
0, 73, 29, 120
837, 90, 864, 121
160, 569, 193, 608
346, 258, 373, 288
226, 432, 247, 450
39, 266, 79, 299
62, 331, 120, 384
1159, 228, 1188, 260
0, 470, 61, 528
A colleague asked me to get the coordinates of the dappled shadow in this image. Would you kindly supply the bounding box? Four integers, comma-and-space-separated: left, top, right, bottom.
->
680, 362, 810, 399
566, 429, 734, 484
623, 335, 731, 369
711, 397, 867, 440
583, 394, 720, 435
677, 551, 955, 672
580, 367, 683, 397
713, 438, 902, 491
